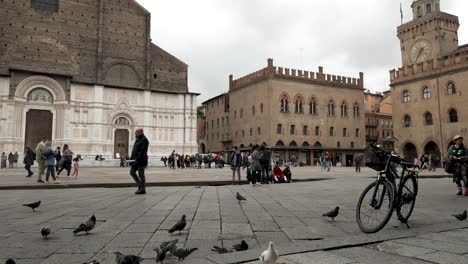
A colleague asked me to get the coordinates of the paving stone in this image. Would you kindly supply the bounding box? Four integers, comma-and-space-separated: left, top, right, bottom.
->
416, 250, 468, 264
254, 232, 291, 247
331, 246, 433, 264
274, 216, 305, 228
282, 226, 322, 240
284, 250, 357, 264
371, 241, 436, 257
222, 223, 254, 236
39, 253, 94, 264
107, 232, 152, 248
124, 224, 159, 233
394, 237, 468, 254
188, 229, 220, 240
250, 220, 281, 231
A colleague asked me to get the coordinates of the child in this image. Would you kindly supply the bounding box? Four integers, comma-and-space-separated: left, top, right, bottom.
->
284, 165, 292, 183
71, 157, 80, 179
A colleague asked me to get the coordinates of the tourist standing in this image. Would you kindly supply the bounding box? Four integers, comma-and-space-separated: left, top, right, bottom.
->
250, 145, 262, 186
23, 147, 34, 177
57, 144, 73, 177
54, 146, 61, 171
230, 146, 242, 184
8, 152, 13, 168
129, 128, 149, 194
43, 141, 60, 184
355, 154, 362, 173
13, 152, 18, 167
1, 152, 7, 169
71, 157, 80, 179
259, 145, 271, 184
35, 138, 47, 183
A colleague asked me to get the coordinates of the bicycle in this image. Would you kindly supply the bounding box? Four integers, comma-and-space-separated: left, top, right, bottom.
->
356, 144, 419, 233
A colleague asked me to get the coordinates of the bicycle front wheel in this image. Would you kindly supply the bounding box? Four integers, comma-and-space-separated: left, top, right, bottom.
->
396, 174, 417, 221
356, 180, 395, 233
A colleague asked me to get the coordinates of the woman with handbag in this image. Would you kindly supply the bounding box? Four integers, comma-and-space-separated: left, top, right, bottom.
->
57, 144, 73, 177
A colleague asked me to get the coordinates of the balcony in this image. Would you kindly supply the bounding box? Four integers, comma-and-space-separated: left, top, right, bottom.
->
365, 122, 378, 128
366, 135, 378, 141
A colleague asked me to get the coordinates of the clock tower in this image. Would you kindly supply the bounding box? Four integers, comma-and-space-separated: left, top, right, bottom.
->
398, 0, 459, 67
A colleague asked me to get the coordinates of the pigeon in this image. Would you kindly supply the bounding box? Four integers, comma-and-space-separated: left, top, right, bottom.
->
168, 215, 187, 234
154, 247, 166, 263
114, 251, 143, 264
5, 259, 16, 264
211, 245, 231, 254
73, 215, 96, 235
232, 240, 249, 251
159, 239, 178, 253
236, 192, 247, 203
322, 206, 340, 221
259, 242, 279, 264
23, 200, 41, 211
453, 210, 467, 221
171, 247, 198, 261
82, 261, 99, 264
41, 226, 51, 239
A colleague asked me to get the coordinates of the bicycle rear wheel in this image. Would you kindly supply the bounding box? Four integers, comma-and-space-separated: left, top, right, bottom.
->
356, 180, 395, 233
396, 174, 417, 221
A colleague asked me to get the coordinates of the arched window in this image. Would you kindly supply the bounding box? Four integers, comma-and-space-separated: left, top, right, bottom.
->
221, 117, 224, 127
328, 100, 336, 116
315, 126, 320, 136
353, 103, 360, 118
280, 94, 289, 112
242, 130, 245, 137
250, 128, 253, 136
424, 112, 433, 125
447, 82, 456, 95
337, 142, 341, 148
217, 118, 219, 128
423, 87, 430, 99
351, 142, 355, 148
355, 128, 360, 137
260, 103, 264, 113
27, 88, 54, 103
258, 127, 261, 135
294, 96, 304, 113
340, 102, 348, 117
403, 90, 410, 103
343, 128, 347, 137
277, 124, 282, 134
449, 109, 458, 123
426, 3, 432, 13
240, 108, 243, 118
329, 127, 334, 136
234, 110, 237, 119
417, 5, 422, 17
404, 115, 412, 127
211, 120, 214, 129
252, 105, 256, 115
309, 97, 317, 115
235, 131, 238, 138
114, 116, 130, 125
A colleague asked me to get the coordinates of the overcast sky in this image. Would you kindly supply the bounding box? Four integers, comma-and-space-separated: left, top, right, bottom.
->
137, 0, 468, 103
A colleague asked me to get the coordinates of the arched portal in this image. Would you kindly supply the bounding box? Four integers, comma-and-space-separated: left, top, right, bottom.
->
199, 143, 206, 154
424, 141, 440, 158
402, 142, 418, 161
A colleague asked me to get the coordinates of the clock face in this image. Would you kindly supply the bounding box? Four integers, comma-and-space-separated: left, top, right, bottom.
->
410, 39, 432, 63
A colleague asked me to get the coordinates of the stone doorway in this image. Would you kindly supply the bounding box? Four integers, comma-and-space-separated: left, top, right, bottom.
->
25, 110, 53, 151
114, 129, 129, 159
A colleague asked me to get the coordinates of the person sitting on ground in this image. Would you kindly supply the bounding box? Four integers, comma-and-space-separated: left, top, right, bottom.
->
283, 164, 292, 183
272, 163, 286, 183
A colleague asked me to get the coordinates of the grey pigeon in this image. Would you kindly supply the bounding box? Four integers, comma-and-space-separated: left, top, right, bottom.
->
114, 251, 143, 264
154, 247, 166, 263
159, 239, 178, 253
5, 259, 16, 264
322, 206, 340, 221
172, 247, 198, 261
73, 215, 96, 235
236, 192, 247, 203
23, 200, 41, 211
232, 240, 249, 251
168, 215, 186, 234
41, 226, 51, 239
82, 261, 99, 264
453, 210, 467, 221
211, 245, 230, 254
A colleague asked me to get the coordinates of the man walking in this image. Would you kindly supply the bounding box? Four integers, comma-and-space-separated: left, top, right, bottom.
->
23, 147, 34, 177
54, 146, 61, 171
35, 138, 47, 183
129, 128, 149, 194
231, 146, 242, 184
355, 154, 362, 173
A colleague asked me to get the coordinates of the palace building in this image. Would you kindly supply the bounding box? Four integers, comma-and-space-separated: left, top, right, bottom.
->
202, 59, 366, 166
390, 0, 468, 160
0, 0, 198, 158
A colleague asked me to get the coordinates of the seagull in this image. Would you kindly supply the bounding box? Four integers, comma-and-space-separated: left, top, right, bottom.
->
259, 242, 278, 263
322, 206, 340, 221
453, 210, 467, 221
23, 200, 41, 211
41, 226, 51, 239
211, 245, 230, 254
168, 215, 186, 234
114, 251, 143, 264
236, 192, 247, 203
73, 215, 96, 235
232, 240, 248, 251
171, 247, 198, 261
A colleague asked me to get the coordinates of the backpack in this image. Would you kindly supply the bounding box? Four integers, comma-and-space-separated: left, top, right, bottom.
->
260, 151, 269, 163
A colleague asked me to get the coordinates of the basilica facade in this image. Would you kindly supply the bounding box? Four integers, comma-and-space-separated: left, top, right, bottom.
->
0, 0, 198, 158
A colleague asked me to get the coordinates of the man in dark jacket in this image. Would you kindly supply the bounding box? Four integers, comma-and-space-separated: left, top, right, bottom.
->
231, 147, 242, 184
23, 147, 35, 177
130, 128, 149, 194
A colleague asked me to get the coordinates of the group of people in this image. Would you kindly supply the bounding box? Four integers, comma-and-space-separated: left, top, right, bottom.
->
0, 152, 19, 169
318, 152, 333, 172
413, 153, 440, 171
162, 153, 228, 169
23, 138, 80, 184
230, 145, 292, 185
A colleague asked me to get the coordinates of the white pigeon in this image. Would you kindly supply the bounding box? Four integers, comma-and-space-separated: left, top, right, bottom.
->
259, 242, 279, 263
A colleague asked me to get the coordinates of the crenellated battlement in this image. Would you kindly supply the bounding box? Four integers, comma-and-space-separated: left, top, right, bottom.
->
229, 58, 364, 90
390, 49, 468, 84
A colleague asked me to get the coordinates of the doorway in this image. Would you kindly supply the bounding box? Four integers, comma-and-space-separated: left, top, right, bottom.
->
114, 129, 129, 159
25, 110, 53, 151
